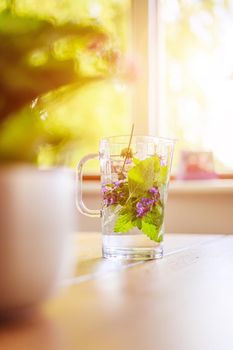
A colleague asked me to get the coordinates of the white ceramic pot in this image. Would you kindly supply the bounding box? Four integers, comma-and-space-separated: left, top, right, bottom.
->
0, 166, 75, 314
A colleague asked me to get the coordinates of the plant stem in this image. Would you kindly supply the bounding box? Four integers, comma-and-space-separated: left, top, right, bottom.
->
120, 123, 134, 176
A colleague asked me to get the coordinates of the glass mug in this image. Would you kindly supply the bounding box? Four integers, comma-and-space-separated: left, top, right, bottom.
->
76, 136, 175, 260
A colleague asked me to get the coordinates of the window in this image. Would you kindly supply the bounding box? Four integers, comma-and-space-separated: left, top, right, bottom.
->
1, 0, 232, 175
157, 0, 233, 174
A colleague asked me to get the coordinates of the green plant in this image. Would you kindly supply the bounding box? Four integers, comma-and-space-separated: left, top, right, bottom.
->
0, 2, 124, 164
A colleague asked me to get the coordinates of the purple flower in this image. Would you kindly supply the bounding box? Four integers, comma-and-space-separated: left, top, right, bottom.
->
101, 185, 108, 194
141, 197, 148, 204
103, 191, 118, 206
101, 180, 128, 207
113, 179, 126, 189
136, 186, 160, 218
125, 158, 132, 164
136, 197, 153, 218
149, 187, 160, 202
149, 187, 159, 195
136, 201, 149, 218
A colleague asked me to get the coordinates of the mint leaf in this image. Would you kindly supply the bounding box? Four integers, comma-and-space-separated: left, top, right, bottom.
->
128, 156, 160, 196
158, 165, 169, 185
141, 204, 164, 242
132, 157, 140, 165
144, 204, 164, 225
133, 218, 142, 230
153, 154, 161, 173
141, 221, 161, 242
114, 212, 134, 233
152, 155, 169, 186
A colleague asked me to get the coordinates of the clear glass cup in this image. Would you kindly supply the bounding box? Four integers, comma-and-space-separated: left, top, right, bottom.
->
76, 135, 175, 260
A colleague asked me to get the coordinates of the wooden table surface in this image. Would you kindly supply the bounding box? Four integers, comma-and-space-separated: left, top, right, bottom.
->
1, 233, 233, 350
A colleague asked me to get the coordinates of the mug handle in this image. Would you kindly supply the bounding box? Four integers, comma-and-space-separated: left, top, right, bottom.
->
76, 153, 101, 218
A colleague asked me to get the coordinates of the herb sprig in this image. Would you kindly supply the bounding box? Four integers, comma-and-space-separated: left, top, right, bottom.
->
102, 128, 169, 243
119, 123, 134, 180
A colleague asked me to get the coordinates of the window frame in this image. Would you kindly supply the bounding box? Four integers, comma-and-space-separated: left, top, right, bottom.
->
131, 0, 233, 178
130, 0, 160, 136
84, 0, 233, 179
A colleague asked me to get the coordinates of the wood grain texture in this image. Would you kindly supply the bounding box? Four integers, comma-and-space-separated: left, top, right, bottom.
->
0, 233, 233, 350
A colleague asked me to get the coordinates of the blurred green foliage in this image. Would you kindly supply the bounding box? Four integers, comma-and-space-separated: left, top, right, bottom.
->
0, 0, 131, 166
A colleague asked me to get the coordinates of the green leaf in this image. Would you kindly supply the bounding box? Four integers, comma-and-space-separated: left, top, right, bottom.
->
153, 155, 161, 173
128, 156, 160, 196
141, 204, 164, 242
158, 165, 169, 185
114, 213, 134, 233
144, 204, 164, 225
141, 221, 161, 242
132, 157, 140, 165
132, 218, 142, 230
